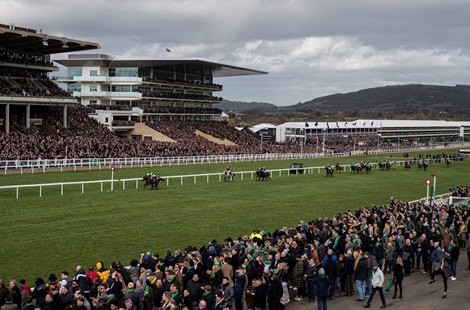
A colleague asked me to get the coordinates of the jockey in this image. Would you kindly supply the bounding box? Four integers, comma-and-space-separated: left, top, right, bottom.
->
151, 172, 157, 183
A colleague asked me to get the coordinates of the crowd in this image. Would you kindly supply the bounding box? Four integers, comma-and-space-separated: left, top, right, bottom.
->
0, 187, 469, 310
141, 91, 223, 102
142, 77, 222, 90
0, 104, 451, 160
0, 76, 69, 98
0, 52, 54, 67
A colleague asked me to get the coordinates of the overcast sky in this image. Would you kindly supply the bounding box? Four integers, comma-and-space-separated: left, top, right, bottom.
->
3, 0, 470, 106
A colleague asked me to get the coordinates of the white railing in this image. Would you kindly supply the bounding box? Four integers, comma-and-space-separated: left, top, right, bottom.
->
0, 146, 441, 174
0, 179, 118, 199
408, 193, 451, 205
0, 164, 363, 199
0, 159, 457, 199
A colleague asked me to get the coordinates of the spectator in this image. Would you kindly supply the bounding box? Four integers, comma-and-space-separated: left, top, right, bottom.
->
363, 261, 386, 308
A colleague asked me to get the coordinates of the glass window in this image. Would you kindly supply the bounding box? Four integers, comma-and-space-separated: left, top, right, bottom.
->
109, 67, 138, 77
90, 70, 98, 77
67, 67, 82, 79
89, 84, 97, 92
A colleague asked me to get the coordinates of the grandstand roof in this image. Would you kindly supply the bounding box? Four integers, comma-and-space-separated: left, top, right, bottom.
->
54, 55, 268, 77
0, 24, 100, 55
250, 123, 277, 133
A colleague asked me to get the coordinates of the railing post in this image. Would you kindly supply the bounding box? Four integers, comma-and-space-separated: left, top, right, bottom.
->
181, 177, 183, 186
16, 187, 19, 199
39, 185, 42, 198
61, 184, 64, 196
82, 183, 84, 194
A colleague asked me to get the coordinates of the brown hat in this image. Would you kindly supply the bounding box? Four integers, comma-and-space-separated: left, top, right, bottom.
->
204, 285, 212, 291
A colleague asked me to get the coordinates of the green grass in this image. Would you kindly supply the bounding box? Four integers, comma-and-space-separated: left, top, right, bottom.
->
0, 148, 469, 283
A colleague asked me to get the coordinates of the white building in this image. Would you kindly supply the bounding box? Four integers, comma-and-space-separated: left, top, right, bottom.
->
275, 119, 470, 144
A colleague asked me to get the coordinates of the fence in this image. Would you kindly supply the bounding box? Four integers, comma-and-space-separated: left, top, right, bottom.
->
0, 146, 441, 175
0, 159, 458, 199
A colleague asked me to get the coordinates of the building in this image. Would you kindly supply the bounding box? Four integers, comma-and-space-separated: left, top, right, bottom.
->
55, 54, 267, 134
276, 119, 470, 145
0, 24, 100, 133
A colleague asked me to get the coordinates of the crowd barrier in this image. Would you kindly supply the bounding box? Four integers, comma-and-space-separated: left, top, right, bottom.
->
0, 146, 442, 175
0, 158, 460, 199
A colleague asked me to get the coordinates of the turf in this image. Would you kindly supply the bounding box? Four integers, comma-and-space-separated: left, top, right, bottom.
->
0, 149, 469, 282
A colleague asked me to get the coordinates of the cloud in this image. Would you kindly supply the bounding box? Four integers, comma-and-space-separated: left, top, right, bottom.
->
4, 0, 470, 106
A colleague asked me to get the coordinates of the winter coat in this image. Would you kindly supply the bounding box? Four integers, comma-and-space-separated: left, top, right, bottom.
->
354, 258, 368, 281
291, 260, 305, 288
313, 275, 331, 298
392, 263, 404, 283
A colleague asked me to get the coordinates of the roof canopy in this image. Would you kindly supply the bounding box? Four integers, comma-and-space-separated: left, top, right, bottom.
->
0, 24, 100, 55
55, 57, 268, 77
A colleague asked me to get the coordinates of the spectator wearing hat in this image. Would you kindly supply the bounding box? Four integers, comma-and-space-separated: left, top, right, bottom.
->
201, 285, 215, 310
32, 278, 47, 306
48, 274, 60, 295
313, 268, 331, 310
363, 261, 386, 308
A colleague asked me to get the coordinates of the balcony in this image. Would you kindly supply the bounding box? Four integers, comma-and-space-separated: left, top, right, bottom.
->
72, 91, 142, 100
56, 76, 142, 84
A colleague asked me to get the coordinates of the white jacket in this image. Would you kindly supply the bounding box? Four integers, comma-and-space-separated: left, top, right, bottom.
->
371, 268, 384, 288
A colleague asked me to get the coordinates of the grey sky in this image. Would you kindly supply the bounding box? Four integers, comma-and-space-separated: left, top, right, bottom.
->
3, 0, 470, 105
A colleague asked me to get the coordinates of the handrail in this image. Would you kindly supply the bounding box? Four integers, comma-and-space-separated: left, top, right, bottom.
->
0, 146, 444, 174
0, 159, 455, 199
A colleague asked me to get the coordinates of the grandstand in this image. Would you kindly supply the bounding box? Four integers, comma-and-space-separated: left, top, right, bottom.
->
275, 120, 470, 151
54, 54, 267, 140
0, 23, 100, 134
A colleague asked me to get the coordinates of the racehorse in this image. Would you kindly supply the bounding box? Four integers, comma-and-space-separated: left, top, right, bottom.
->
224, 170, 235, 181
445, 158, 451, 167
143, 175, 165, 190
325, 165, 334, 177
351, 163, 362, 173
256, 168, 270, 181
404, 161, 411, 170
335, 163, 344, 173
363, 163, 372, 174
417, 160, 428, 171
378, 161, 386, 171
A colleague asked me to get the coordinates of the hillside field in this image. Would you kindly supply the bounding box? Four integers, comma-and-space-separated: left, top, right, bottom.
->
0, 149, 469, 282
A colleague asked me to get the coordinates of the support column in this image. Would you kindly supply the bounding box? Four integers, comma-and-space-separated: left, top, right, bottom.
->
5, 104, 10, 134
63, 105, 68, 128
26, 104, 31, 128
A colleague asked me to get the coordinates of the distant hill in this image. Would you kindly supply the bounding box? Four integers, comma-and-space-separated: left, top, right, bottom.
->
224, 84, 470, 126
282, 84, 470, 117
215, 100, 277, 112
